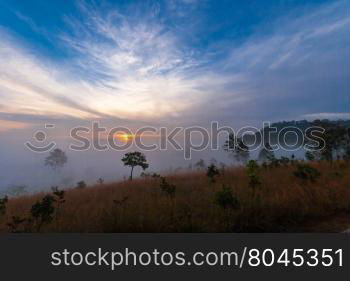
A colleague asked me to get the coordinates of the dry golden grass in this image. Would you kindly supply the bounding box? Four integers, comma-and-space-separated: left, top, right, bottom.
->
1, 160, 350, 232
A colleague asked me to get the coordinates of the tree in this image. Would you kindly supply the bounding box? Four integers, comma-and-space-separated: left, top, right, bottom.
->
214, 185, 240, 231
305, 120, 350, 161
293, 164, 320, 182
51, 186, 65, 228
215, 185, 240, 210
0, 196, 8, 216
159, 177, 176, 199
246, 160, 261, 189
258, 142, 275, 164
207, 164, 220, 182
76, 181, 87, 189
45, 149, 68, 183
194, 159, 206, 169
121, 151, 149, 180
31, 195, 55, 232
305, 151, 315, 161
223, 134, 250, 164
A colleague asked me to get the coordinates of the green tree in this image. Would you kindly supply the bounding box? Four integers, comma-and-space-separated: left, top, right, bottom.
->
215, 185, 240, 210
31, 195, 55, 232
121, 152, 149, 180
215, 185, 240, 231
246, 160, 261, 190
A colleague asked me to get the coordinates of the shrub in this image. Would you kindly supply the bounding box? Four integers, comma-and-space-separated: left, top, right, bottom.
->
0, 196, 8, 216
51, 186, 65, 227
246, 160, 261, 189
76, 181, 87, 189
141, 172, 161, 178
31, 195, 55, 232
207, 164, 220, 182
215, 185, 240, 210
305, 151, 316, 161
159, 177, 176, 198
279, 156, 290, 166
7, 216, 27, 233
293, 164, 320, 182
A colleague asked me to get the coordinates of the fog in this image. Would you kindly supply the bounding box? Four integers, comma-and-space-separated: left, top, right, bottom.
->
0, 124, 304, 195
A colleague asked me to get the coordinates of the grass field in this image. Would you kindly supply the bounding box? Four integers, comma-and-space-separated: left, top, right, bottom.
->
1, 160, 350, 233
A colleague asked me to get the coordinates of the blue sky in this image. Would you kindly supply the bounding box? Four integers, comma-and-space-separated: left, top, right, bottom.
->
0, 0, 349, 131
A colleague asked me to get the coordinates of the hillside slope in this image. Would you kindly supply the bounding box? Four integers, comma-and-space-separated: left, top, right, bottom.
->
1, 160, 350, 233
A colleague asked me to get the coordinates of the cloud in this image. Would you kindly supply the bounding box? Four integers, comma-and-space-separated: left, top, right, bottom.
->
302, 112, 350, 121
0, 0, 349, 130
14, 11, 48, 36
209, 0, 350, 124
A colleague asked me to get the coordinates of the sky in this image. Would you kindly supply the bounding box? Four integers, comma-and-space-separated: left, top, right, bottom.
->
0, 0, 349, 129
0, 0, 350, 189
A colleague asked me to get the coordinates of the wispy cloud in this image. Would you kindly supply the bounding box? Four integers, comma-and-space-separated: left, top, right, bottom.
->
14, 11, 48, 36
0, 0, 349, 130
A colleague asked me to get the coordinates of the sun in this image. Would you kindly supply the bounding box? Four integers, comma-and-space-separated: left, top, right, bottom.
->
116, 133, 134, 142
122, 133, 130, 141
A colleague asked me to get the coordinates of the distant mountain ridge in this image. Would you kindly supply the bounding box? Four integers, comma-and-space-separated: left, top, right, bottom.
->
241, 119, 350, 146
268, 119, 350, 131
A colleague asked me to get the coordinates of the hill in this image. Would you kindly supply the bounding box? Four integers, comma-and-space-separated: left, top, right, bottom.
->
1, 160, 350, 233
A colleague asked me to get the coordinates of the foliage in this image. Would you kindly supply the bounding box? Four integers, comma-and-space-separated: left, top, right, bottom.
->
305, 151, 316, 161
246, 160, 261, 189
0, 196, 8, 216
194, 159, 206, 169
141, 172, 160, 178
45, 148, 67, 171
30, 195, 55, 232
293, 164, 320, 182
223, 134, 250, 164
159, 177, 176, 198
76, 181, 87, 189
7, 216, 27, 233
215, 185, 240, 210
305, 121, 350, 161
258, 142, 275, 164
121, 151, 149, 180
51, 186, 65, 227
279, 156, 290, 166
207, 164, 220, 182
3, 160, 350, 232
